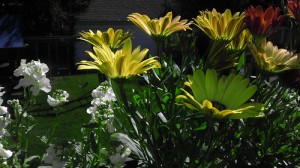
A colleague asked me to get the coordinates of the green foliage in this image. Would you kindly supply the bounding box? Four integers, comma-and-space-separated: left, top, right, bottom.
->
103, 30, 300, 167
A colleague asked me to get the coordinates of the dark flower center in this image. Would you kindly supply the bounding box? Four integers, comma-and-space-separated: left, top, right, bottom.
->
212, 101, 227, 111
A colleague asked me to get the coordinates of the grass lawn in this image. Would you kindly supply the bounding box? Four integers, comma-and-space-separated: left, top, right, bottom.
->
26, 73, 100, 156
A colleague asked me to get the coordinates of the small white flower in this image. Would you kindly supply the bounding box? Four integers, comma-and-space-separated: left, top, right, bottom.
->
86, 106, 97, 115
103, 87, 116, 102
14, 59, 51, 96
61, 91, 69, 101
109, 153, 125, 168
31, 60, 49, 78
0, 86, 7, 115
14, 77, 34, 89
47, 96, 61, 107
0, 116, 8, 128
0, 129, 9, 137
7, 99, 22, 115
13, 59, 30, 77
0, 106, 7, 115
30, 77, 51, 96
109, 146, 131, 168
47, 90, 69, 107
0, 143, 12, 159
107, 123, 116, 133
0, 86, 5, 105
0, 86, 4, 97
0, 116, 9, 137
107, 116, 116, 133
44, 144, 65, 168
87, 82, 116, 123
92, 84, 116, 102
91, 87, 103, 98
91, 98, 102, 107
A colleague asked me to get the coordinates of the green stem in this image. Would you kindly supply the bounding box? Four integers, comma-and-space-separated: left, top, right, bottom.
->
24, 125, 29, 162
253, 36, 264, 47
15, 87, 32, 149
201, 119, 215, 167
111, 79, 158, 164
156, 42, 160, 57
204, 40, 228, 71
155, 41, 164, 80
289, 22, 293, 50
48, 109, 60, 144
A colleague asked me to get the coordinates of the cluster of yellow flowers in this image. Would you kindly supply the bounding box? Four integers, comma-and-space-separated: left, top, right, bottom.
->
77, 8, 300, 120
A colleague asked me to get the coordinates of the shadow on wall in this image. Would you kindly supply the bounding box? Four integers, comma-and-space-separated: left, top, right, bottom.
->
0, 15, 24, 48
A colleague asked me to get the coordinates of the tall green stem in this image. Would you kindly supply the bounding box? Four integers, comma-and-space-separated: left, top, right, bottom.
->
15, 87, 32, 149
204, 40, 228, 71
111, 79, 159, 164
201, 119, 215, 167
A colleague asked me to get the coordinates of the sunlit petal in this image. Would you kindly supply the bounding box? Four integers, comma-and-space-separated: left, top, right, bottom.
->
177, 69, 264, 120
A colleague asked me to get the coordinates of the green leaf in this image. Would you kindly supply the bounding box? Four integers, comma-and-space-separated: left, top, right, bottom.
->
25, 155, 40, 162
26, 123, 37, 134
276, 145, 289, 154
237, 52, 245, 71
194, 122, 207, 131
110, 133, 146, 160
157, 112, 167, 123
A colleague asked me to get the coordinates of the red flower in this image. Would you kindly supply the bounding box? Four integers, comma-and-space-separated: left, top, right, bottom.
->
244, 5, 284, 37
288, 0, 300, 20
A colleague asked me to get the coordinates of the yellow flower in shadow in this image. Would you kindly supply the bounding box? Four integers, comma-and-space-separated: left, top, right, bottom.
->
227, 29, 252, 51
204, 29, 252, 71
248, 38, 300, 73
79, 28, 132, 51
77, 39, 161, 79
128, 12, 192, 43
288, 0, 300, 21
176, 69, 264, 119
193, 9, 245, 41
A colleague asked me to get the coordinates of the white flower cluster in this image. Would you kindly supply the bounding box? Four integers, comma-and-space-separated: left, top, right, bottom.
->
47, 89, 69, 107
0, 87, 7, 116
0, 87, 12, 159
91, 83, 116, 102
101, 145, 131, 168
7, 99, 25, 118
87, 82, 116, 133
14, 59, 51, 96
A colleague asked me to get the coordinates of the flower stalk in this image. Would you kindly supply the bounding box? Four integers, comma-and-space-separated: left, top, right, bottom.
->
111, 79, 159, 165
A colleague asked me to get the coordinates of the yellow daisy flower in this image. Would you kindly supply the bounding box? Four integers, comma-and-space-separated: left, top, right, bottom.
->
176, 69, 264, 119
77, 39, 161, 79
79, 28, 132, 51
248, 38, 300, 73
193, 8, 245, 41
128, 12, 192, 43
